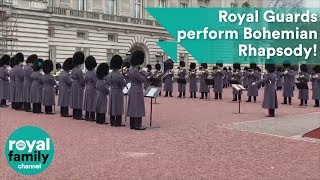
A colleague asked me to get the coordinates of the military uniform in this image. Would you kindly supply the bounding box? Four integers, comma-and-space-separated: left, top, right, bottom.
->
58, 70, 72, 116
246, 70, 260, 102
199, 63, 209, 99
22, 64, 33, 111
163, 63, 174, 97
144, 65, 152, 90
94, 79, 109, 124
280, 65, 295, 105
12, 64, 24, 110
42, 60, 56, 114
30, 59, 44, 113
311, 65, 320, 107
83, 70, 97, 121
153, 63, 163, 96
188, 63, 198, 98
297, 65, 310, 106
0, 55, 10, 107
212, 68, 224, 99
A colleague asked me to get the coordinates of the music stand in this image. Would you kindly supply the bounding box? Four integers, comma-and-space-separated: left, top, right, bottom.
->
122, 83, 131, 122
231, 84, 246, 114
205, 78, 214, 100
144, 87, 161, 129
296, 83, 308, 90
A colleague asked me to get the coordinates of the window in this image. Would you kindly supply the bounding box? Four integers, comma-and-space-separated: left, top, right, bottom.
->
77, 31, 88, 40
78, 0, 86, 10
159, 0, 166, 7
107, 0, 117, 15
134, 0, 143, 18
48, 27, 54, 37
108, 34, 117, 42
180, 2, 188, 8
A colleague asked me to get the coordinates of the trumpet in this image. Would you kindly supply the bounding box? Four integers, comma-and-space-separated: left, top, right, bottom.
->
122, 67, 129, 76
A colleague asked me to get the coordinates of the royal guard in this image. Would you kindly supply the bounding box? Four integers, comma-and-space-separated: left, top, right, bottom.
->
144, 64, 152, 90
297, 64, 310, 106
199, 63, 209, 99
223, 67, 228, 88
106, 55, 127, 127
58, 58, 73, 117
311, 65, 320, 107
231, 63, 242, 102
54, 63, 62, 95
12, 53, 25, 110
94, 63, 110, 124
252, 63, 278, 117
71, 51, 85, 120
280, 62, 295, 105
227, 67, 233, 87
42, 60, 56, 114
212, 64, 224, 99
9, 57, 16, 109
0, 55, 10, 107
177, 61, 187, 98
242, 67, 249, 88
153, 63, 163, 96
276, 67, 284, 91
127, 50, 146, 130
163, 62, 174, 97
246, 63, 259, 103
23, 54, 37, 112
188, 63, 198, 98
83, 56, 98, 121
122, 62, 130, 83
30, 59, 44, 113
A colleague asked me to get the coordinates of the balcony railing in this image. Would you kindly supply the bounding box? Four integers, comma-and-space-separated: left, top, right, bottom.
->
48, 7, 162, 28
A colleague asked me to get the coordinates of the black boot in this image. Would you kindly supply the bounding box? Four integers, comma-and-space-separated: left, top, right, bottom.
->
219, 93, 222, 99
115, 115, 125, 127
315, 100, 320, 107
214, 92, 218, 99
0, 99, 8, 107
178, 92, 182, 98
246, 96, 251, 102
135, 117, 146, 130
61, 107, 71, 117
164, 91, 168, 97
193, 92, 197, 98
33, 103, 42, 113
90, 112, 95, 121
15, 102, 23, 111
45, 106, 54, 114
299, 99, 303, 106
288, 97, 292, 105
85, 111, 90, 121
73, 109, 84, 120
304, 100, 308, 106
24, 102, 31, 111
205, 93, 208, 99
281, 97, 287, 104
190, 92, 193, 98
130, 118, 135, 129
12, 102, 16, 109
182, 92, 185, 98
233, 95, 237, 102
110, 115, 116, 126
253, 96, 257, 103
200, 93, 204, 99
169, 91, 173, 97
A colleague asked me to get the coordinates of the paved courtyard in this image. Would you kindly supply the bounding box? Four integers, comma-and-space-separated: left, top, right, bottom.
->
1, 87, 320, 179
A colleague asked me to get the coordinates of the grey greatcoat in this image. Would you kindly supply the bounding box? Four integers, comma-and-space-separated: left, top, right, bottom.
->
276, 71, 283, 88
280, 69, 295, 97
30, 71, 43, 103
71, 66, 85, 109
189, 71, 198, 92
231, 72, 242, 95
9, 68, 15, 102
106, 70, 127, 116
23, 64, 33, 103
13, 64, 24, 102
242, 71, 248, 86
144, 70, 152, 90
223, 71, 229, 86
94, 80, 109, 113
311, 74, 320, 100
212, 71, 224, 93
0, 66, 9, 100
256, 73, 278, 109
199, 71, 209, 93
42, 74, 56, 106
83, 70, 97, 112
58, 71, 72, 107
127, 67, 145, 117
297, 72, 310, 100
152, 70, 162, 88
163, 70, 174, 91
177, 69, 187, 92
247, 72, 260, 97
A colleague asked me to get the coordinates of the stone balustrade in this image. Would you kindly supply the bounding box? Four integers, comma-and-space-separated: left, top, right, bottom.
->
48, 6, 162, 27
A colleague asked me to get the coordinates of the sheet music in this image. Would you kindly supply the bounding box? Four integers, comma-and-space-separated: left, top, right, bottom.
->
237, 85, 246, 90
146, 88, 158, 97
123, 83, 131, 94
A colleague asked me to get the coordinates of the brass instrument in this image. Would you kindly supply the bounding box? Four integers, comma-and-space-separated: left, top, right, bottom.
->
122, 67, 129, 77
155, 70, 163, 78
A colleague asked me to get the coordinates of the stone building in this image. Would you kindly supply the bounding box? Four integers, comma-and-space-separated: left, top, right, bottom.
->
1, 0, 272, 67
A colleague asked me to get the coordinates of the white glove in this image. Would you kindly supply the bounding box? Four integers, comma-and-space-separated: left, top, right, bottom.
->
252, 82, 256, 86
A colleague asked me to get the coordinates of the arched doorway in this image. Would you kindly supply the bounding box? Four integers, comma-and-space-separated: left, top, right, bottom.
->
129, 43, 149, 66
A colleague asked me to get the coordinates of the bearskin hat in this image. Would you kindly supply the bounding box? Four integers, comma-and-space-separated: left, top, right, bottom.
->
85, 55, 97, 71
0, 55, 10, 67
72, 51, 85, 67
201, 63, 208, 69
130, 50, 145, 66
124, 62, 130, 68
43, 60, 54, 74
110, 55, 122, 70
265, 63, 276, 73
300, 64, 308, 73
179, 61, 186, 67
168, 62, 174, 69
283, 61, 291, 68
9, 57, 16, 68
228, 67, 232, 71
56, 63, 62, 70
313, 65, 320, 73
244, 67, 248, 71
96, 63, 109, 80
26, 54, 38, 64
212, 66, 218, 70
146, 64, 152, 70
216, 63, 223, 67
62, 58, 73, 71
250, 63, 257, 69
155, 63, 161, 70
233, 63, 241, 70
277, 66, 284, 72
190, 63, 196, 69
14, 52, 24, 64
33, 59, 44, 71
223, 67, 227, 71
